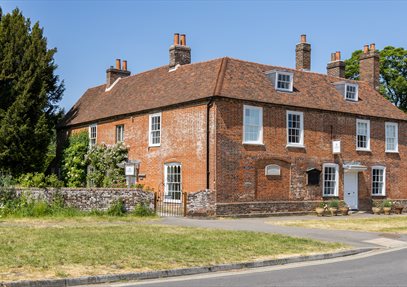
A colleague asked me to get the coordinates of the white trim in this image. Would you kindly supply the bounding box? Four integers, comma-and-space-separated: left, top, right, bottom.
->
243, 105, 263, 145
149, 112, 161, 147
89, 124, 97, 148
322, 163, 339, 197
286, 110, 304, 147
371, 166, 386, 196
164, 162, 182, 203
385, 122, 398, 153
105, 77, 121, 92
356, 119, 370, 151
275, 71, 294, 92
345, 83, 359, 102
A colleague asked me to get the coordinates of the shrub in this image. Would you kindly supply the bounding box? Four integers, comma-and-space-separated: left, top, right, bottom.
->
107, 198, 127, 216
383, 199, 392, 208
86, 142, 128, 187
133, 202, 155, 217
62, 131, 89, 187
18, 173, 64, 188
328, 199, 339, 208
0, 173, 15, 188
318, 202, 326, 208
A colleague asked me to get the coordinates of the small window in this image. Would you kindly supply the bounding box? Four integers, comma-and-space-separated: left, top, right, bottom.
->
243, 105, 263, 144
345, 84, 358, 101
307, 169, 321, 186
385, 122, 398, 153
265, 70, 294, 92
372, 166, 385, 196
149, 113, 161, 146
286, 111, 304, 147
116, 125, 124, 143
356, 119, 370, 151
323, 163, 338, 196
89, 124, 97, 148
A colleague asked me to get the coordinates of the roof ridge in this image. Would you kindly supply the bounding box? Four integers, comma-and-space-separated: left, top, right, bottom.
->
213, 57, 228, 96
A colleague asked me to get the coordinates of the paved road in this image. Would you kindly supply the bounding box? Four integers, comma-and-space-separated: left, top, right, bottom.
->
159, 215, 407, 248
99, 247, 407, 287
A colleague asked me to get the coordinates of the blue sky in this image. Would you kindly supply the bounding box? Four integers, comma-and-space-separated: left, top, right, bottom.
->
2, 0, 407, 111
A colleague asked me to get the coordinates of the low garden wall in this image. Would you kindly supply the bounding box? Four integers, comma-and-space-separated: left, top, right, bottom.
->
11, 188, 154, 211
186, 189, 216, 217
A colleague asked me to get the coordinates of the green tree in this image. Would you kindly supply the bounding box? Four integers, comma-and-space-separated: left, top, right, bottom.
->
345, 46, 407, 112
62, 131, 89, 187
0, 7, 64, 175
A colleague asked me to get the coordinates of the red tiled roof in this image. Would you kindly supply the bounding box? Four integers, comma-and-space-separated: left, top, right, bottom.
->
61, 57, 407, 127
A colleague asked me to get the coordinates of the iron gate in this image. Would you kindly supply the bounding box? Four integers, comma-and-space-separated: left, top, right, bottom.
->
154, 190, 187, 217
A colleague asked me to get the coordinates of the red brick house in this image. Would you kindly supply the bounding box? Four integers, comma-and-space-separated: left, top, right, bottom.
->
59, 34, 407, 216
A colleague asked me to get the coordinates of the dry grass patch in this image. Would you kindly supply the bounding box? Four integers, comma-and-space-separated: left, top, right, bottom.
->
0, 217, 345, 282
269, 216, 407, 233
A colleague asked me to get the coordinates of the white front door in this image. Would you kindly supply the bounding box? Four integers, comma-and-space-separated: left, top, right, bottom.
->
164, 163, 182, 203
344, 172, 358, 210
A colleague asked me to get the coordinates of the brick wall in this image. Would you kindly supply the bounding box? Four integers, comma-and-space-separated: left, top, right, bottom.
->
63, 101, 216, 195
12, 188, 154, 211
214, 98, 407, 210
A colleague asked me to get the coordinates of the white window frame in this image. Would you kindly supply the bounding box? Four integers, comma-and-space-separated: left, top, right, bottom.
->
371, 166, 386, 196
322, 163, 339, 197
89, 124, 97, 148
149, 112, 161, 147
115, 124, 124, 143
243, 105, 263, 145
385, 122, 398, 153
345, 83, 358, 101
356, 119, 370, 151
164, 162, 182, 203
286, 110, 304, 147
275, 71, 294, 92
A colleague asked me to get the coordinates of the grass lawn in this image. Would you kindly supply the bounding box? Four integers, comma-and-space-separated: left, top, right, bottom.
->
0, 217, 345, 282
269, 216, 407, 233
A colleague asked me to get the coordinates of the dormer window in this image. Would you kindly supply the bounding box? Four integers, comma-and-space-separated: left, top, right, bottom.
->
334, 82, 359, 102
345, 84, 358, 101
265, 70, 294, 92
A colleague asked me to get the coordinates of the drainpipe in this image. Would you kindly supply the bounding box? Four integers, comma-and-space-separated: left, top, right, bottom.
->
206, 97, 214, 190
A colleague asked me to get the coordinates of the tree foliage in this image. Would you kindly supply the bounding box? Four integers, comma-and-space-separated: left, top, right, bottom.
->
345, 46, 407, 112
62, 131, 88, 187
86, 143, 128, 188
0, 7, 64, 175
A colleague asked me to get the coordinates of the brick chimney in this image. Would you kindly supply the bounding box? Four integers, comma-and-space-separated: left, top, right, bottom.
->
296, 34, 311, 71
360, 43, 380, 90
169, 33, 191, 69
327, 51, 345, 78
106, 58, 131, 88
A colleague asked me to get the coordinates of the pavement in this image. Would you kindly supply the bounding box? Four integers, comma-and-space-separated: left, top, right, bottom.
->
159, 213, 407, 248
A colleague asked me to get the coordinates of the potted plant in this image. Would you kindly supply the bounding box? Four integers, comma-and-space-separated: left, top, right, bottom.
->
382, 200, 392, 215
393, 202, 404, 214
328, 199, 339, 216
315, 202, 326, 217
372, 199, 382, 215
339, 200, 349, 216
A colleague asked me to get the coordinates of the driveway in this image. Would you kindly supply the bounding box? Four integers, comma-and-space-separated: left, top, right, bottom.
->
159, 214, 407, 248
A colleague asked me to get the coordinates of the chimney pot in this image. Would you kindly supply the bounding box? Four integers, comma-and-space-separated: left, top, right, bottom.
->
106, 59, 131, 89
363, 44, 369, 54
180, 34, 186, 46
300, 34, 307, 43
115, 59, 121, 70
335, 51, 341, 61
370, 43, 376, 51
122, 60, 127, 71
174, 33, 180, 45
